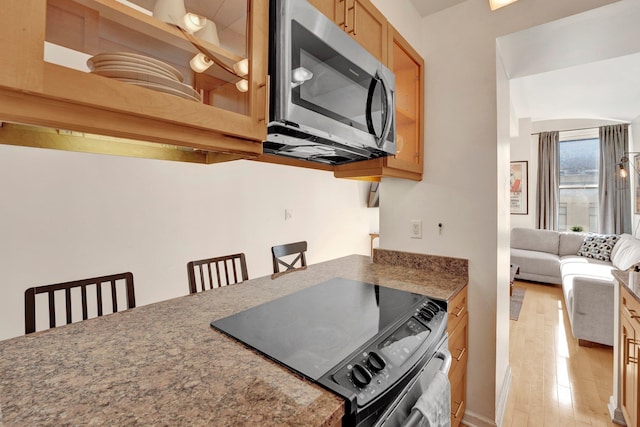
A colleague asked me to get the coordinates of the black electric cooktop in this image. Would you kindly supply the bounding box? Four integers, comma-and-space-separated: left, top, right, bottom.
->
211, 277, 428, 381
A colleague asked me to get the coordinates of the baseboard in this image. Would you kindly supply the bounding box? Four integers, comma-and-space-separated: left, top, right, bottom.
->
460, 367, 511, 427
496, 366, 512, 426
461, 410, 498, 427
608, 395, 627, 426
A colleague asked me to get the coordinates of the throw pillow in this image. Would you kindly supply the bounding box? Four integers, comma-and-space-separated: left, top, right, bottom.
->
577, 233, 620, 261
611, 234, 640, 270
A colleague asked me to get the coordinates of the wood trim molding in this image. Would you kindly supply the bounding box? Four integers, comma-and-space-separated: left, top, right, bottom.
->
253, 154, 334, 171
0, 88, 262, 157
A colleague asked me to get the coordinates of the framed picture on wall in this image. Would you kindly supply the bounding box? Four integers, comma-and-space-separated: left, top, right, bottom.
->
635, 155, 640, 214
510, 161, 528, 215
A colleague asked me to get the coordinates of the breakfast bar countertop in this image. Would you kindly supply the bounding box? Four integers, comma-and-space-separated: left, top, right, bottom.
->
0, 250, 468, 426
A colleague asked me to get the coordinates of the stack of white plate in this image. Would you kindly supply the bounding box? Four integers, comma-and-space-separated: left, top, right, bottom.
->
87, 52, 201, 102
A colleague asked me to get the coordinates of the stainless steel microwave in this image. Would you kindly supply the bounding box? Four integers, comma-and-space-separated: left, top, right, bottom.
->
265, 0, 396, 165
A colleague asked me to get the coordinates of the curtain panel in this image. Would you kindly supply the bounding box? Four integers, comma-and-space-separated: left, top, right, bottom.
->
599, 124, 630, 234
536, 131, 559, 230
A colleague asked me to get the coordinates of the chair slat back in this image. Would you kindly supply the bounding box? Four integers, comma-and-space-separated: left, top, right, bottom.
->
187, 253, 249, 294
271, 241, 308, 273
25, 272, 136, 334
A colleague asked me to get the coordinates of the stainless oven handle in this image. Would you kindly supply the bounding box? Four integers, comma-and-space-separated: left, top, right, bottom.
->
400, 349, 452, 427
401, 410, 424, 427
376, 70, 394, 149
436, 349, 452, 375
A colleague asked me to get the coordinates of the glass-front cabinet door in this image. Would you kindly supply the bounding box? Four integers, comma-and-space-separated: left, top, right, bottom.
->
386, 25, 423, 175
0, 0, 268, 162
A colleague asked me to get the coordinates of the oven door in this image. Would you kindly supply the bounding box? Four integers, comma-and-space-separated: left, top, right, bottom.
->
372, 338, 451, 427
273, 0, 396, 154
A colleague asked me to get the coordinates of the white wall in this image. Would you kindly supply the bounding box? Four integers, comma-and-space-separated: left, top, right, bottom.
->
373, 0, 618, 425
0, 144, 372, 340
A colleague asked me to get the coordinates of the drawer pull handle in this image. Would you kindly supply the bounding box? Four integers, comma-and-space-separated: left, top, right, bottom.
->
452, 305, 465, 317
455, 347, 466, 361
626, 307, 640, 319
452, 400, 464, 418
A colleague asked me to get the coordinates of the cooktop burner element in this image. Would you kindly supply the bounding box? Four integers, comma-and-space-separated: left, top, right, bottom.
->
210, 277, 447, 427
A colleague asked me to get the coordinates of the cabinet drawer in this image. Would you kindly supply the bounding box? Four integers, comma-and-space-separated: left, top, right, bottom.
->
622, 287, 640, 323
448, 287, 468, 334
451, 371, 467, 427
448, 312, 468, 386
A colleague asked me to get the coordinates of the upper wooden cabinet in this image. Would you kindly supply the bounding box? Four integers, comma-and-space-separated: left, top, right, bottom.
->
307, 0, 387, 63
334, 24, 424, 181
307, 0, 337, 21
0, 0, 269, 163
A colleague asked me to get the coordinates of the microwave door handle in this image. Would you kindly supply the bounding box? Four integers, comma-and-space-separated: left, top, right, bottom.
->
377, 71, 394, 149
365, 75, 379, 140
365, 72, 394, 148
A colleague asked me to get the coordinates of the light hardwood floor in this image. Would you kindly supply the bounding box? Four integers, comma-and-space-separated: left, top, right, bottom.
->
502, 281, 617, 427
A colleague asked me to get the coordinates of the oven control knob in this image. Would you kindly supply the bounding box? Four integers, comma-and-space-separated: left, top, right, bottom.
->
366, 352, 386, 373
351, 364, 373, 387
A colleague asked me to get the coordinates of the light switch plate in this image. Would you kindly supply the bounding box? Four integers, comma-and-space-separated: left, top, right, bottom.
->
410, 220, 422, 239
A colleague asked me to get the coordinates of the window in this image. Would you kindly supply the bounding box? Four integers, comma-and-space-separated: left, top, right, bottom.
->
558, 129, 599, 232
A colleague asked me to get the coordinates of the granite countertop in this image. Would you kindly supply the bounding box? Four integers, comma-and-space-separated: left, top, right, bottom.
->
0, 250, 468, 426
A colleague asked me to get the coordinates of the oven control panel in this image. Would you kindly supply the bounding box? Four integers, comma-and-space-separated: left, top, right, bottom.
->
326, 300, 447, 407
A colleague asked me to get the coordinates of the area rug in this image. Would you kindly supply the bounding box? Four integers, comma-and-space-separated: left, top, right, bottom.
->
510, 287, 526, 321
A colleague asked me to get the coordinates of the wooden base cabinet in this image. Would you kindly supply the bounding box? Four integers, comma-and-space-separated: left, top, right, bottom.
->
448, 286, 468, 427
621, 285, 640, 427
0, 0, 269, 163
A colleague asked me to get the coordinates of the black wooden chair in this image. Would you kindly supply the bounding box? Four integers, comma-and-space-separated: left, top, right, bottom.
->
271, 241, 307, 274
187, 253, 249, 294
25, 272, 136, 334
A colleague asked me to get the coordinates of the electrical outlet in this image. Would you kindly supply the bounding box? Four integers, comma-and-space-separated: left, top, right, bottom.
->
410, 220, 422, 239
285, 209, 293, 220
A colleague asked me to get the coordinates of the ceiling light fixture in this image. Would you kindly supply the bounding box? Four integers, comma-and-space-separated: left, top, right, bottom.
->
189, 53, 213, 73
178, 26, 249, 79
182, 13, 207, 33
235, 79, 249, 92
232, 58, 249, 77
489, 0, 519, 11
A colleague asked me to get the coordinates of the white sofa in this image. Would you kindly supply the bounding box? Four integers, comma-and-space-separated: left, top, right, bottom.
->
510, 228, 640, 346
